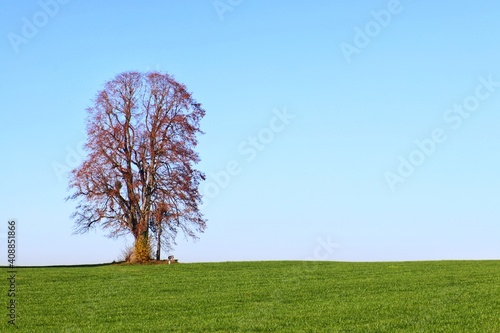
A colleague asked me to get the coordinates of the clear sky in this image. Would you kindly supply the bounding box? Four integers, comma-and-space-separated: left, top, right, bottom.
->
1, 1, 500, 265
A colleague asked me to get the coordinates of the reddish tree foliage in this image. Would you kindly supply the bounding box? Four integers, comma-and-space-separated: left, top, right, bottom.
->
68, 71, 206, 262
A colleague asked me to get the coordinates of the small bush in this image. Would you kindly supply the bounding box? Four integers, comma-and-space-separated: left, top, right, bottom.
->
119, 245, 134, 262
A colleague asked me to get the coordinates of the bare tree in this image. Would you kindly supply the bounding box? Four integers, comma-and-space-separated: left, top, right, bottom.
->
68, 71, 206, 262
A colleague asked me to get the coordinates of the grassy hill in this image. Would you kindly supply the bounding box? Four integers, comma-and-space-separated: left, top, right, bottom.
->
2, 260, 499, 332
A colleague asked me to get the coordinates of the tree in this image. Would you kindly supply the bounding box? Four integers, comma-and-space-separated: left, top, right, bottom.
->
68, 71, 207, 262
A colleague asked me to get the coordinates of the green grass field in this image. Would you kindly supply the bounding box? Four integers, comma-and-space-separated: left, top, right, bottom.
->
2, 260, 499, 332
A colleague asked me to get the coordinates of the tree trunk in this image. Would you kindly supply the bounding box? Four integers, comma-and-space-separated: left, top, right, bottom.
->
155, 223, 162, 260
132, 220, 151, 263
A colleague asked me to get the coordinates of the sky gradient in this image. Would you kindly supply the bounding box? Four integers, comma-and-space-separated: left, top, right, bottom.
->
1, 0, 500, 265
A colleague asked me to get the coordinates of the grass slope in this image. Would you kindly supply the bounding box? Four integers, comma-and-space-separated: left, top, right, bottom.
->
1, 261, 499, 332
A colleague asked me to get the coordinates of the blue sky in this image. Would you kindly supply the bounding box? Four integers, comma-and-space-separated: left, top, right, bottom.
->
1, 0, 500, 265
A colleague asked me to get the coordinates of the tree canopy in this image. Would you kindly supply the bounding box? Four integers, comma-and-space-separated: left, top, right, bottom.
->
68, 71, 206, 262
